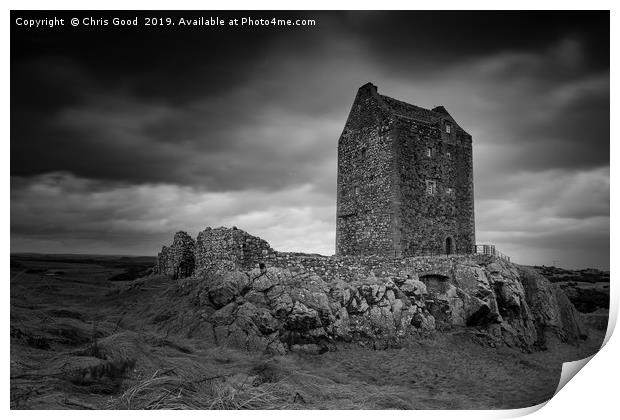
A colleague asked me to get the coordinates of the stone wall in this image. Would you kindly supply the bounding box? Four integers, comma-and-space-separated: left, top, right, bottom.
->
335, 82, 397, 256
155, 231, 195, 279
155, 227, 499, 286
262, 251, 485, 284
335, 82, 475, 257
193, 226, 273, 275
394, 114, 475, 255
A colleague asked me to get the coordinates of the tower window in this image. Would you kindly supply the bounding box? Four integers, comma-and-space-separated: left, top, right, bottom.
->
426, 147, 433, 158
360, 148, 367, 160
354, 186, 360, 195
426, 180, 437, 196
446, 123, 452, 133
446, 187, 454, 196
446, 151, 451, 158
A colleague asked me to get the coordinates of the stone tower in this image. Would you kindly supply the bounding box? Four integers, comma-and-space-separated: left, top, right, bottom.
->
335, 82, 475, 257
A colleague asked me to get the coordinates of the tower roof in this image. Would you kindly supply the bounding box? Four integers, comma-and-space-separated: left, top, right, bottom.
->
379, 94, 440, 124
361, 82, 469, 135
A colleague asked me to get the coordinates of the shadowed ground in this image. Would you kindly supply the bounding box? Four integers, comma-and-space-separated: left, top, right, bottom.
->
10, 254, 605, 410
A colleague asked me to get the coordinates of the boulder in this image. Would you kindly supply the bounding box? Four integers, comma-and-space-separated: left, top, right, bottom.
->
286, 301, 322, 330
399, 278, 427, 298
519, 266, 587, 345
210, 302, 237, 325
207, 271, 248, 308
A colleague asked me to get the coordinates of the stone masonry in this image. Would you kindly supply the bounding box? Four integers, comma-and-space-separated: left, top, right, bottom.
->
156, 226, 274, 277
336, 82, 475, 257
156, 231, 195, 279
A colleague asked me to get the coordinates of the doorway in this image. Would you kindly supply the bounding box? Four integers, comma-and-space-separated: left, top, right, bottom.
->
445, 237, 454, 255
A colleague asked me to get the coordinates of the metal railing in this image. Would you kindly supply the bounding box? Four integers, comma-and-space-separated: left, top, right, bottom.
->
472, 245, 510, 261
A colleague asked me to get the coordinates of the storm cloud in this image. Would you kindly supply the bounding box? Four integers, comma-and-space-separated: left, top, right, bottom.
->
10, 11, 609, 269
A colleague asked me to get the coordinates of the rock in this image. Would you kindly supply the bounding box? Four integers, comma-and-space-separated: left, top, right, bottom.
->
288, 275, 332, 320
154, 226, 592, 354
360, 284, 386, 304
210, 302, 237, 325
347, 294, 369, 314
329, 283, 353, 307
286, 301, 322, 330
400, 278, 427, 297
411, 312, 435, 331
208, 271, 248, 308
253, 307, 279, 334
266, 286, 294, 319
456, 289, 498, 326
331, 307, 351, 340
519, 266, 586, 345
453, 265, 494, 300
391, 298, 404, 324
226, 302, 279, 335
368, 306, 395, 332
553, 284, 588, 343
244, 290, 268, 306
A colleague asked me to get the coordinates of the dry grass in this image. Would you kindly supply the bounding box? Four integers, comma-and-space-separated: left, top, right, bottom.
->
10, 255, 607, 410
108, 369, 292, 409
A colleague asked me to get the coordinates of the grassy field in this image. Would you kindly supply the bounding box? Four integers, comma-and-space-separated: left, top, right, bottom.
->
10, 254, 605, 410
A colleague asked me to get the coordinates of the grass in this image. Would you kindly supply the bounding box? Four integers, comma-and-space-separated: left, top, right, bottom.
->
109, 370, 292, 409
10, 254, 607, 410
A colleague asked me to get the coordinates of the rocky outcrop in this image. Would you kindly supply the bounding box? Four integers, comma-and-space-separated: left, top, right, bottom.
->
519, 266, 587, 346
154, 231, 195, 279
188, 267, 436, 355
178, 261, 586, 355
155, 227, 589, 354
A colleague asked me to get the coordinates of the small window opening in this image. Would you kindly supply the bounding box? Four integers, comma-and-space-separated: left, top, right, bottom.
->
446, 123, 452, 134
426, 147, 433, 158
354, 186, 360, 195
426, 180, 437, 196
446, 187, 454, 196
360, 148, 367, 160
446, 151, 451, 158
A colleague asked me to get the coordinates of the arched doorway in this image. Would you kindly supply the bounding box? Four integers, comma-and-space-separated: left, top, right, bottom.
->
445, 237, 454, 255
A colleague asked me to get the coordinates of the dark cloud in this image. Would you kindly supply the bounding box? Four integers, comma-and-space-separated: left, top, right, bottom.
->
10, 11, 609, 268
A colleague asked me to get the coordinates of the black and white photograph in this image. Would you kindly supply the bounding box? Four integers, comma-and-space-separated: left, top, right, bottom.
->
9, 8, 611, 411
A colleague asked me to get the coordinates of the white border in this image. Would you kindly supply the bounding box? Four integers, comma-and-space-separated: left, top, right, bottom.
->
4, 2, 616, 419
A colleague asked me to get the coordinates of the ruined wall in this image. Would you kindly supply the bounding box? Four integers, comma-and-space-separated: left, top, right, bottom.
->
157, 227, 478, 283
194, 226, 273, 274
155, 231, 196, 279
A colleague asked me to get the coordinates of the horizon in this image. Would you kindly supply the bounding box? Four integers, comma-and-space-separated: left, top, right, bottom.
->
9, 248, 611, 272
10, 11, 610, 270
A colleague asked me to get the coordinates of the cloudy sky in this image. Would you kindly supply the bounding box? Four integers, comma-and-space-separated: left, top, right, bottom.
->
10, 11, 609, 269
